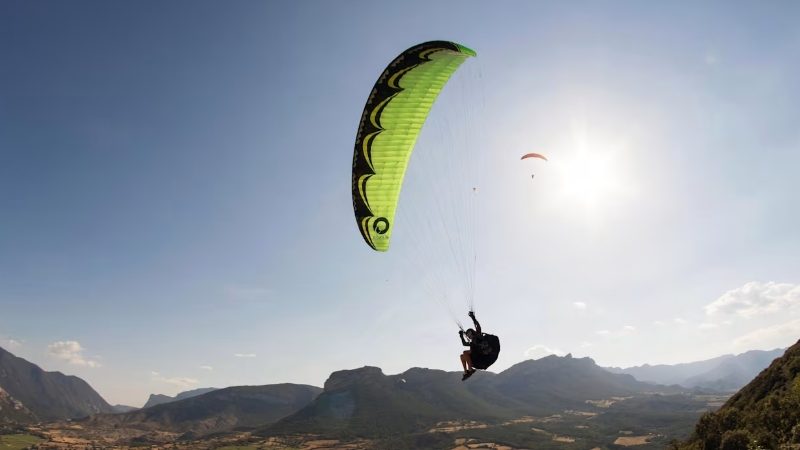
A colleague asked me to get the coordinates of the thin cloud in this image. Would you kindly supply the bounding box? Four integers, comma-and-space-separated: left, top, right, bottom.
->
151, 372, 199, 389
1, 338, 22, 349
524, 344, 565, 359
47, 341, 100, 368
698, 322, 718, 330
674, 318, 688, 325
705, 281, 800, 318
200, 365, 214, 371
596, 325, 635, 338
733, 318, 800, 350
234, 353, 256, 358
572, 301, 587, 310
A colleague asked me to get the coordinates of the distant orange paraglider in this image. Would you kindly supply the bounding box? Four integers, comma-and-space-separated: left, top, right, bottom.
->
521, 153, 547, 179
520, 153, 548, 161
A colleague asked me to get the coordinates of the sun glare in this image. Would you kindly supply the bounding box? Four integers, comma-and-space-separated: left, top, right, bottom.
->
558, 151, 619, 208
546, 134, 636, 220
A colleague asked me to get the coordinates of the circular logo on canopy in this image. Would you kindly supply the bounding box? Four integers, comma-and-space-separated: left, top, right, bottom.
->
373, 217, 390, 235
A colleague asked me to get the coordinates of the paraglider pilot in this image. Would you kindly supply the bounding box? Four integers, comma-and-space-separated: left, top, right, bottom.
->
459, 311, 500, 381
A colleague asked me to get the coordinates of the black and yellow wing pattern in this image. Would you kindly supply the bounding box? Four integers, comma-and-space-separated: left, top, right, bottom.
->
352, 41, 476, 251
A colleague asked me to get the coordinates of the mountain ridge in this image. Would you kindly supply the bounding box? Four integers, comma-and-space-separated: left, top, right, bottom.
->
83, 383, 323, 438
0, 346, 114, 421
605, 348, 784, 391
143, 387, 218, 408
263, 354, 680, 439
680, 339, 800, 448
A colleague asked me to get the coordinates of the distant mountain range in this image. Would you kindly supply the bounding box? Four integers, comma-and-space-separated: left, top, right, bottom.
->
112, 404, 138, 413
263, 354, 680, 439
84, 383, 322, 438
0, 346, 114, 421
680, 339, 800, 448
6, 342, 787, 448
605, 348, 784, 391
45, 353, 705, 447
0, 342, 788, 447
142, 387, 218, 408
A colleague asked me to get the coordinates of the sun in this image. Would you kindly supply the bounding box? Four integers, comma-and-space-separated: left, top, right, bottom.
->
558, 151, 619, 208
548, 135, 635, 218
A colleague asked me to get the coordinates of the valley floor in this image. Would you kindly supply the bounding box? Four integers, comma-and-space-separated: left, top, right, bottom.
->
5, 392, 728, 450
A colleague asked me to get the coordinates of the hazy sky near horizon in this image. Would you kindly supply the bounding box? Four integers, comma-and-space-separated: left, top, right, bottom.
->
2, 1, 799, 406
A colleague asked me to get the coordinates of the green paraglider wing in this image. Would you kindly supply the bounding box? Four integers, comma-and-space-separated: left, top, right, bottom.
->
352, 41, 476, 251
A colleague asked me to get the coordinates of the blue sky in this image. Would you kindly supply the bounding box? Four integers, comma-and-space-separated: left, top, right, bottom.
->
1, 1, 799, 406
